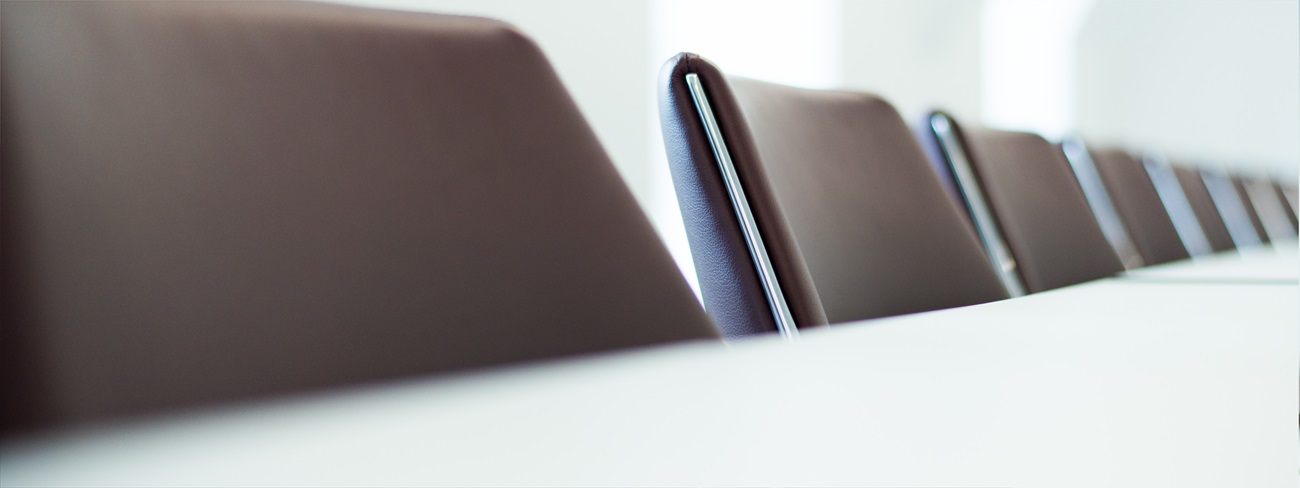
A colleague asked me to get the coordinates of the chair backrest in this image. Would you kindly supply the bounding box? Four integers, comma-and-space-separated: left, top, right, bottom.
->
1058, 138, 1144, 269
1232, 177, 1271, 244
1240, 177, 1299, 241
1143, 155, 1216, 256
658, 54, 1007, 336
1273, 182, 1300, 233
918, 113, 1026, 296
1171, 166, 1236, 252
2, 1, 718, 434
1087, 148, 1191, 265
931, 118, 1124, 293
912, 118, 963, 203
1201, 170, 1262, 248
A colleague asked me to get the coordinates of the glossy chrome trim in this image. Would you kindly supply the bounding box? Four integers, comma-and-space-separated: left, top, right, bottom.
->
1060, 138, 1144, 269
929, 113, 1026, 297
1200, 171, 1261, 248
1242, 179, 1295, 243
684, 73, 798, 340
1143, 154, 1213, 256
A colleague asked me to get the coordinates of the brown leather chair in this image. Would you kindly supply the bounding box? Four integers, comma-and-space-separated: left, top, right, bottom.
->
1084, 149, 1192, 265
1143, 154, 1218, 257
926, 116, 1124, 294
2, 2, 718, 434
1238, 177, 1299, 240
1200, 170, 1262, 248
1232, 177, 1271, 244
1273, 182, 1299, 233
1171, 166, 1236, 252
1057, 138, 1145, 269
658, 54, 1007, 337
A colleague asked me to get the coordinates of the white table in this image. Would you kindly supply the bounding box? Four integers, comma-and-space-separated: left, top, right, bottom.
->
1120, 241, 1298, 283
2, 279, 1296, 487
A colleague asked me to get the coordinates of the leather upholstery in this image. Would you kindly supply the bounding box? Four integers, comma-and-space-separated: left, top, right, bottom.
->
912, 117, 963, 205
658, 54, 829, 336
1172, 166, 1235, 252
2, 1, 719, 433
948, 123, 1125, 293
1273, 182, 1300, 232
1232, 177, 1270, 244
1087, 148, 1191, 265
659, 54, 1006, 330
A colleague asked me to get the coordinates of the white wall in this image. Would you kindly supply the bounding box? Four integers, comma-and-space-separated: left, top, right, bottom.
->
979, 0, 1095, 139
841, 0, 984, 124
1075, 0, 1300, 180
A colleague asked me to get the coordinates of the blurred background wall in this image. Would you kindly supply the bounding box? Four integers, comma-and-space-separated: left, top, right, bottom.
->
330, 0, 1299, 292
1076, 0, 1299, 178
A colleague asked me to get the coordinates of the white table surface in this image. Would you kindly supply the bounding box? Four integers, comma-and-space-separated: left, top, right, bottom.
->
2, 279, 1296, 487
1120, 241, 1299, 283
